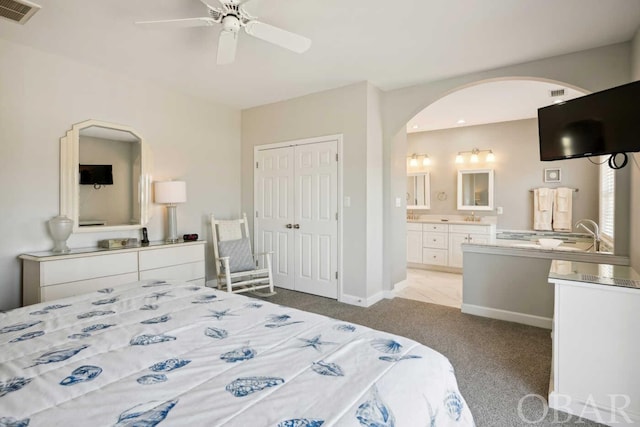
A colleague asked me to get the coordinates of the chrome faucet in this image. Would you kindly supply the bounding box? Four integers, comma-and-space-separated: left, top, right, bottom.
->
575, 219, 601, 252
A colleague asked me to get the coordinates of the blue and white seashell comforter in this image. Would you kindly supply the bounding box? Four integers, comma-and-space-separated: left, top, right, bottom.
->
0, 280, 474, 426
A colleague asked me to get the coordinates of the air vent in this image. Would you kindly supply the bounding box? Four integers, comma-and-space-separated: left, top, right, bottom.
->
549, 89, 565, 98
0, 0, 40, 25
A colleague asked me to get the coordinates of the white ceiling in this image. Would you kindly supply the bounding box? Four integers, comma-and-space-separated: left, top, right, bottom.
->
406, 80, 586, 133
1, 0, 639, 109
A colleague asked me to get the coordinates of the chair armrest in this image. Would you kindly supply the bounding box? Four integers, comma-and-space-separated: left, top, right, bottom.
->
253, 251, 274, 256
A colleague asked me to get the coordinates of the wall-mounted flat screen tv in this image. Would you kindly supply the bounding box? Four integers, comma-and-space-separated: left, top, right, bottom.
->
538, 80, 640, 161
79, 164, 113, 185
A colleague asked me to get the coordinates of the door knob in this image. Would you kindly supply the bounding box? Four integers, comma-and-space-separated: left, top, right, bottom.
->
293, 224, 300, 229
286, 224, 293, 229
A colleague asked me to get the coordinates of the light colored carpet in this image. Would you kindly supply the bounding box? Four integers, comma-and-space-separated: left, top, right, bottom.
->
255, 288, 605, 427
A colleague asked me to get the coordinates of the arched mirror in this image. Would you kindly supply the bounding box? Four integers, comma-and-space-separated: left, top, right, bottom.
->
457, 168, 494, 211
60, 119, 152, 233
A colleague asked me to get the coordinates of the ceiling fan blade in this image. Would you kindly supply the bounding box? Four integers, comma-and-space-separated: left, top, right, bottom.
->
135, 17, 218, 28
245, 21, 311, 53
217, 29, 238, 65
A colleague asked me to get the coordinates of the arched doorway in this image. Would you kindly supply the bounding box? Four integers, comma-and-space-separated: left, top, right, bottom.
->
395, 78, 598, 307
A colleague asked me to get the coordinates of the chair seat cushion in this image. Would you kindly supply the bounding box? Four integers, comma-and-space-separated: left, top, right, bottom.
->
218, 238, 255, 273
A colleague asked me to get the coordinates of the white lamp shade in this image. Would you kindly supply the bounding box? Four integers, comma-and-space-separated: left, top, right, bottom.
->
155, 181, 187, 204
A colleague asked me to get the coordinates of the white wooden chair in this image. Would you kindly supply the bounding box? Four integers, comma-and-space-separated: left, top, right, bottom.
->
210, 213, 275, 296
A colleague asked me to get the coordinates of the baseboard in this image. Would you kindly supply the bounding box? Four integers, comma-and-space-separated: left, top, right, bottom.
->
549, 392, 640, 425
341, 292, 384, 307
461, 303, 552, 329
382, 280, 408, 300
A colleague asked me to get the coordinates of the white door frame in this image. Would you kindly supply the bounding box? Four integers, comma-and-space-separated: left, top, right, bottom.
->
254, 134, 343, 301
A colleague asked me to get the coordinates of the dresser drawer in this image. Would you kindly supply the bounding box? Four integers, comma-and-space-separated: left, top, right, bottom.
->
41, 252, 138, 286
422, 249, 448, 266
423, 223, 449, 232
449, 224, 491, 234
423, 232, 448, 249
139, 243, 205, 271
139, 261, 205, 282
41, 273, 139, 301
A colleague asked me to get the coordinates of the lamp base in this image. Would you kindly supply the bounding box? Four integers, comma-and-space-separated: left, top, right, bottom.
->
166, 205, 179, 244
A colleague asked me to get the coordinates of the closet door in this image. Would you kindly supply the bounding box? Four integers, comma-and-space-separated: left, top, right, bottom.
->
255, 147, 295, 290
255, 139, 338, 299
293, 141, 338, 299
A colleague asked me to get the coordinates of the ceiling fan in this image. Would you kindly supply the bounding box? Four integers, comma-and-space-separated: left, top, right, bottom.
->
136, 0, 311, 65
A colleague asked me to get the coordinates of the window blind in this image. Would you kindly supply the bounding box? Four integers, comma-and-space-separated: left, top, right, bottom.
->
599, 158, 615, 242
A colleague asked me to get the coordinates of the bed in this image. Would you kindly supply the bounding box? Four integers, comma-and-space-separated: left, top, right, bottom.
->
0, 280, 474, 426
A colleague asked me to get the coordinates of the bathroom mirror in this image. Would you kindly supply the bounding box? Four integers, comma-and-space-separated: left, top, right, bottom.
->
407, 173, 430, 209
457, 169, 494, 211
60, 119, 152, 233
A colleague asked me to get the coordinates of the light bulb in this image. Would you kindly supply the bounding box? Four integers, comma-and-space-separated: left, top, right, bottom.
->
470, 153, 479, 163
422, 156, 431, 166
486, 151, 495, 162
455, 154, 464, 164
409, 158, 418, 167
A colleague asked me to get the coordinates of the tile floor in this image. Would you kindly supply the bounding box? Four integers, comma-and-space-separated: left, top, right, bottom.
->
395, 268, 462, 308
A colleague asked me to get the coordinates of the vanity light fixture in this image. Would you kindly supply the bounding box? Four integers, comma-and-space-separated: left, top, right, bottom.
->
155, 180, 187, 244
407, 153, 431, 168
455, 148, 495, 164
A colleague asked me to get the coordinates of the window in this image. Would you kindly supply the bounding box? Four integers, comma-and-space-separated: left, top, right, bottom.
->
599, 158, 615, 244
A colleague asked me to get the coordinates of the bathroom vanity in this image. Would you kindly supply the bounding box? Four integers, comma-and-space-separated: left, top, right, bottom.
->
407, 217, 496, 270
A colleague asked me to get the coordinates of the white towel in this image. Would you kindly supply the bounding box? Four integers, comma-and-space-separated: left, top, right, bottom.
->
553, 187, 573, 231
533, 188, 554, 231
537, 187, 552, 211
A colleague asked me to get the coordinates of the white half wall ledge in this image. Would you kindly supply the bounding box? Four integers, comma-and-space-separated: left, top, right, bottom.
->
340, 292, 385, 307
461, 303, 552, 329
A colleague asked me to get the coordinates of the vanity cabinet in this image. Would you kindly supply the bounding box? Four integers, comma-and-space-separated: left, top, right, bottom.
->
20, 241, 206, 306
448, 224, 493, 268
407, 222, 494, 269
422, 223, 449, 266
406, 223, 423, 263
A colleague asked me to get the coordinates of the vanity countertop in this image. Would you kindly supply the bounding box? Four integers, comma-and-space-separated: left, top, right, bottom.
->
407, 219, 492, 225
407, 215, 497, 226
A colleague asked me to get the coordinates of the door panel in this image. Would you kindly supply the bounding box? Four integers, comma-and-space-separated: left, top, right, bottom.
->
255, 147, 294, 290
293, 141, 338, 298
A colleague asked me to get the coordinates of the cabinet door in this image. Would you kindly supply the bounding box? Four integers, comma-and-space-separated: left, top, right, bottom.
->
448, 233, 469, 268
468, 233, 489, 245
407, 230, 423, 263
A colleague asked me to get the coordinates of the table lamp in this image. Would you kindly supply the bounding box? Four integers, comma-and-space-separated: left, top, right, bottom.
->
154, 181, 187, 243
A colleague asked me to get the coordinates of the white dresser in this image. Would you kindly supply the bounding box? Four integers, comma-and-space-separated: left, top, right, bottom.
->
20, 241, 206, 305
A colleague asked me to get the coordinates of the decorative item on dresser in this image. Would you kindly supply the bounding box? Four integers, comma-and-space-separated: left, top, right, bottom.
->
19, 240, 205, 305
47, 215, 74, 253
154, 180, 187, 243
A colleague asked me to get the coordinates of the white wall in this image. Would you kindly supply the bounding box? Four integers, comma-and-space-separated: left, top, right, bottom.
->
382, 43, 632, 291
366, 83, 384, 297
631, 27, 640, 270
407, 119, 599, 230
241, 82, 385, 302
0, 39, 241, 311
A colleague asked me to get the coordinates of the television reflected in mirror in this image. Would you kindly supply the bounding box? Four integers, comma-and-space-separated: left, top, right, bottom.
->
79, 164, 113, 186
